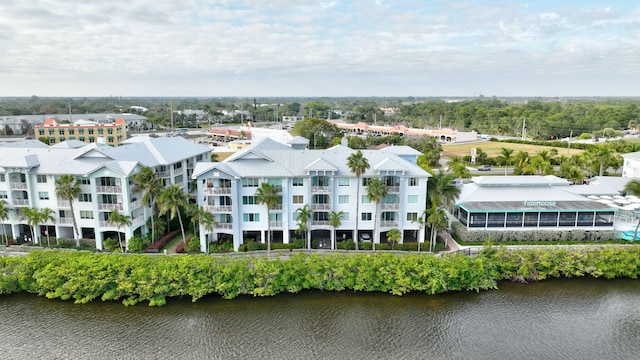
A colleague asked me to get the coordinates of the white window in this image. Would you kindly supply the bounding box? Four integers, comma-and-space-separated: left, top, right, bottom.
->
341, 213, 350, 221
361, 195, 371, 204
0, 174, 5, 182
37, 175, 47, 183
242, 178, 259, 187
293, 195, 304, 204
76, 177, 90, 185
79, 194, 92, 202
409, 177, 418, 186
362, 212, 372, 221
38, 192, 49, 200
338, 195, 349, 204
0, 190, 7, 199
174, 175, 183, 184
407, 195, 419, 204
362, 178, 371, 186
292, 178, 304, 187
338, 178, 350, 187
80, 211, 94, 219
242, 196, 258, 205
243, 213, 260, 222
407, 212, 418, 221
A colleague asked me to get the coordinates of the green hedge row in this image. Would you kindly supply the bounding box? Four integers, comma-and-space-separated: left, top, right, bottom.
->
451, 222, 615, 243
1, 247, 639, 307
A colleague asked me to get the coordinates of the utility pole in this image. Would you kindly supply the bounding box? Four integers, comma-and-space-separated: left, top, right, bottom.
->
567, 130, 573, 155
521, 118, 527, 140
439, 115, 443, 130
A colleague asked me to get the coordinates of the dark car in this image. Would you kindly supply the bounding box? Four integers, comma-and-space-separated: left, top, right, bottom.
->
478, 165, 491, 171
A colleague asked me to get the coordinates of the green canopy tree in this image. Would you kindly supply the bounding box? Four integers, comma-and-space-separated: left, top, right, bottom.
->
366, 178, 388, 252
347, 150, 370, 250
55, 174, 81, 246
497, 147, 515, 175
386, 228, 401, 250
157, 185, 190, 244
255, 182, 278, 253
108, 209, 132, 252
426, 206, 448, 252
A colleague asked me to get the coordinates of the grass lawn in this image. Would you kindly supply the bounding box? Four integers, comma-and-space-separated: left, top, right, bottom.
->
442, 141, 585, 158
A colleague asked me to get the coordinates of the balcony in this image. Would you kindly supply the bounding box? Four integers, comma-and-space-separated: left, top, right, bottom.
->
310, 203, 331, 211
98, 203, 123, 211
206, 205, 232, 213
311, 220, 330, 226
381, 203, 400, 210
130, 199, 142, 209
387, 185, 400, 193
132, 214, 145, 225
380, 221, 399, 228
99, 221, 113, 228
13, 199, 29, 207
269, 204, 283, 211
218, 223, 233, 230
157, 170, 171, 178
269, 221, 283, 228
311, 186, 330, 193
58, 218, 74, 225
204, 187, 231, 195
10, 182, 27, 190
57, 200, 71, 208
96, 186, 122, 193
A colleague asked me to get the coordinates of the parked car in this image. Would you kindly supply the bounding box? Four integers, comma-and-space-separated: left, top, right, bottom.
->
358, 233, 371, 242
478, 165, 491, 171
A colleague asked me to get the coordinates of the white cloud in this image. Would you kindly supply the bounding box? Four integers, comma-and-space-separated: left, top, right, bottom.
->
0, 0, 639, 96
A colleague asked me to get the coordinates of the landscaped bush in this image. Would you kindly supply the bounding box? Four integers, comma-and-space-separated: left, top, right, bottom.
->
2, 247, 640, 306
337, 240, 355, 250
184, 237, 201, 253
451, 222, 615, 243
126, 236, 149, 252
103, 238, 119, 252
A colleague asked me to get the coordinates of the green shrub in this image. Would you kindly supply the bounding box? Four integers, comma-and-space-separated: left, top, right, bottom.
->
359, 242, 372, 250
375, 243, 391, 251
185, 237, 201, 253
103, 238, 119, 252
127, 236, 145, 252
338, 240, 355, 250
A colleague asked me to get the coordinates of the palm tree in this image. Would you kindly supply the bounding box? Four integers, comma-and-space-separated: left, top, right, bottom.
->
427, 173, 461, 209
426, 205, 448, 252
39, 208, 55, 247
189, 204, 216, 253
329, 210, 344, 250
295, 204, 312, 249
347, 150, 370, 250
255, 182, 278, 253
55, 174, 81, 246
20, 207, 40, 244
497, 147, 514, 175
0, 200, 12, 245
157, 185, 190, 244
131, 166, 162, 243
623, 180, 640, 241
108, 209, 132, 252
386, 228, 401, 250
412, 210, 429, 252
366, 178, 387, 252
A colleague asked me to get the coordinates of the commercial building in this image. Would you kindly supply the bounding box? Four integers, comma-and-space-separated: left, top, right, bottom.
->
454, 176, 640, 236
328, 120, 478, 143
34, 118, 127, 146
192, 138, 432, 252
0, 136, 211, 249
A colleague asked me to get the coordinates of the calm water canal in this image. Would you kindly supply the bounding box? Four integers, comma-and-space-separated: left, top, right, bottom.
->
1, 278, 639, 360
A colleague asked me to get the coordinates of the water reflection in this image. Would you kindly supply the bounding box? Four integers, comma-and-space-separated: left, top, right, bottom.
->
1, 278, 639, 359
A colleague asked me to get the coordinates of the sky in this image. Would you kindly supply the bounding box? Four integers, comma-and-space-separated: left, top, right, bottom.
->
1, 0, 639, 97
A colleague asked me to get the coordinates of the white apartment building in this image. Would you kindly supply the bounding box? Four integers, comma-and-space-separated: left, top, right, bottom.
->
0, 136, 211, 249
192, 138, 432, 252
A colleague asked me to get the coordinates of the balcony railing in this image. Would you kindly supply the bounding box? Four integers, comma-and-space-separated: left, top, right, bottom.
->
58, 218, 74, 225
387, 185, 400, 193
57, 200, 70, 208
99, 221, 113, 228
10, 182, 27, 190
13, 199, 29, 206
204, 187, 231, 195
157, 170, 171, 178
206, 205, 232, 213
311, 186, 330, 193
269, 221, 283, 228
310, 203, 331, 211
130, 199, 142, 209
380, 221, 399, 228
269, 204, 283, 211
132, 214, 145, 225
96, 186, 122, 193
218, 223, 233, 229
98, 203, 123, 211
381, 203, 400, 210
311, 220, 330, 226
